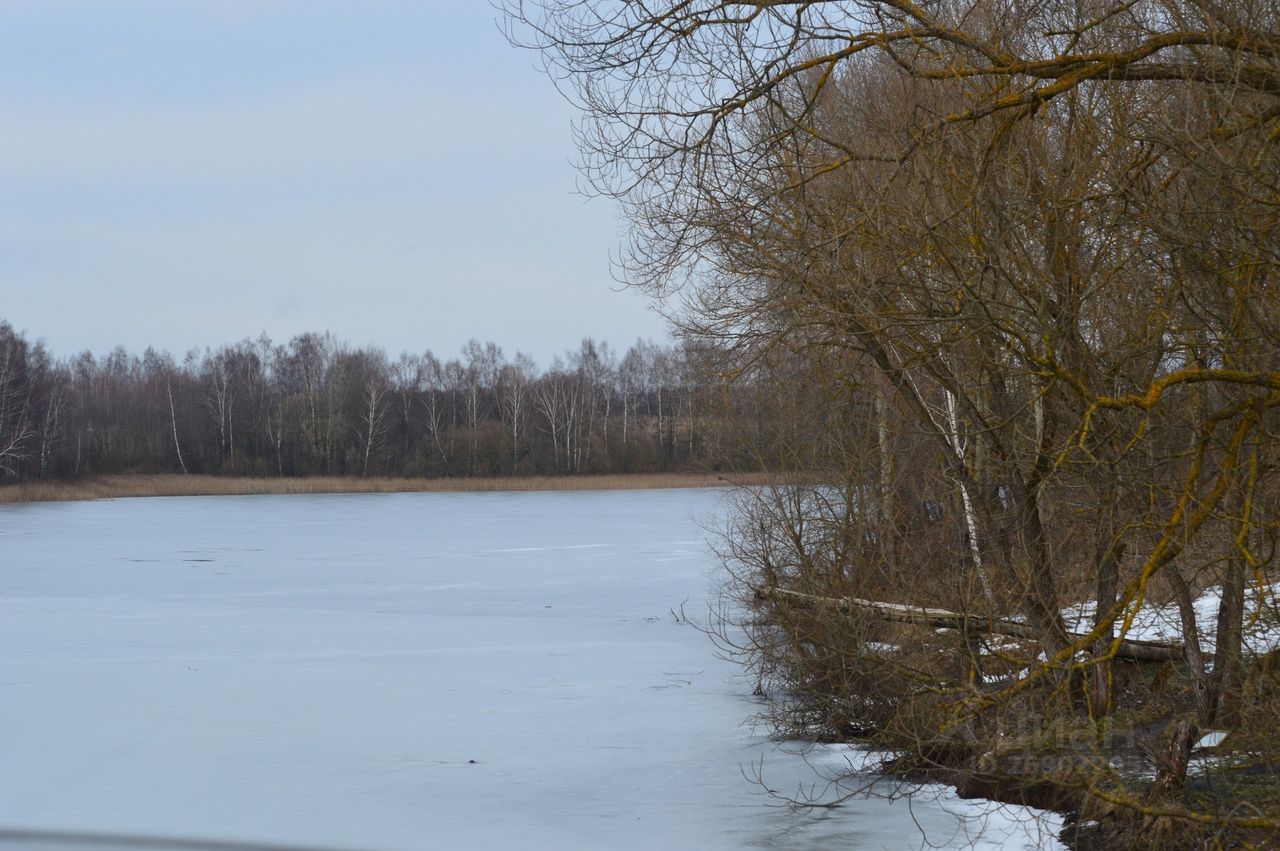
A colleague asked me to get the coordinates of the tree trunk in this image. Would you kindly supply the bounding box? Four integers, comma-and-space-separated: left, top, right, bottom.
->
167, 379, 188, 475
1147, 719, 1197, 802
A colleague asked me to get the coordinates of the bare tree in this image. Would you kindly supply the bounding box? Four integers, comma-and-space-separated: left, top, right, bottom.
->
0, 323, 35, 478
353, 350, 390, 477
499, 352, 537, 473
418, 352, 452, 470
506, 0, 1280, 839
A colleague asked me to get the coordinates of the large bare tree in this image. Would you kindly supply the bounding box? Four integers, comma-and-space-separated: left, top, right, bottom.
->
506, 0, 1280, 839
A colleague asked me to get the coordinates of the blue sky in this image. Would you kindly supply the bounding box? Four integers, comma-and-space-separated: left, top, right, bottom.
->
0, 1, 667, 364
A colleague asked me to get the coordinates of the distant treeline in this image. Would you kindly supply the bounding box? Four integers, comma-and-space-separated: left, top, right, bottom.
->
0, 320, 782, 482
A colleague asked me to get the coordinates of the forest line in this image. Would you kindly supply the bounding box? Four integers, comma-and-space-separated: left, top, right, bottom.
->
0, 321, 777, 485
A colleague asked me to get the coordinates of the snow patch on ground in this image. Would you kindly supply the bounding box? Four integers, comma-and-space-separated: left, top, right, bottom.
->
1062, 581, 1280, 656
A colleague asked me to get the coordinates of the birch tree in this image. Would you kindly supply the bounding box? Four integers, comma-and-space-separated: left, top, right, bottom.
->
418, 352, 452, 471
0, 323, 34, 478
353, 349, 390, 477
499, 352, 537, 473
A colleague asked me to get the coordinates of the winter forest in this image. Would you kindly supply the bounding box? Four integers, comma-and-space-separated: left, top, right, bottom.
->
0, 320, 786, 482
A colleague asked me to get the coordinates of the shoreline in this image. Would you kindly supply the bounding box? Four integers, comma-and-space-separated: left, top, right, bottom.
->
0, 471, 768, 505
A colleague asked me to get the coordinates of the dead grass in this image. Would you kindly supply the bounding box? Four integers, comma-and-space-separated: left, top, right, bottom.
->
0, 472, 769, 504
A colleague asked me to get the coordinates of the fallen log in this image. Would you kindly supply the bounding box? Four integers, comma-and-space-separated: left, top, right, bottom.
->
754, 586, 1183, 663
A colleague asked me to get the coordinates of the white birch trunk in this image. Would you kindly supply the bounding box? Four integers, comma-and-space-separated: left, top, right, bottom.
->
946, 389, 993, 604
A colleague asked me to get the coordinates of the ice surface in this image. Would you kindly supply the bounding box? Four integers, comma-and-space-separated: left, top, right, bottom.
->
0, 490, 1061, 850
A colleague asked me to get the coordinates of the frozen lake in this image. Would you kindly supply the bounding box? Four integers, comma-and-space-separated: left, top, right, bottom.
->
0, 489, 1060, 850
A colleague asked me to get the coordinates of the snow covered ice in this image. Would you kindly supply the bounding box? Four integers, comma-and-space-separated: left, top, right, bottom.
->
0, 489, 1061, 849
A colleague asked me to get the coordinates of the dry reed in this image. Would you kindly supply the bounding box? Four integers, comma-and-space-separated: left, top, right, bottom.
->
0, 472, 767, 505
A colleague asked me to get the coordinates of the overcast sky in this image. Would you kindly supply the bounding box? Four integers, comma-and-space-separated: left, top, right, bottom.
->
0, 1, 668, 365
